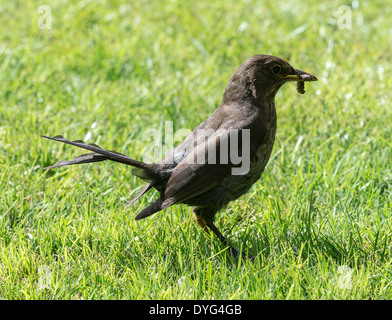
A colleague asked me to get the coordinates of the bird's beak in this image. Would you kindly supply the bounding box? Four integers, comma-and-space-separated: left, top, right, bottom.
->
281, 69, 318, 82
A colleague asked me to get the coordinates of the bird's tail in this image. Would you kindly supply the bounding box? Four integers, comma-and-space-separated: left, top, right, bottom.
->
42, 135, 164, 218
42, 135, 149, 170
134, 198, 164, 220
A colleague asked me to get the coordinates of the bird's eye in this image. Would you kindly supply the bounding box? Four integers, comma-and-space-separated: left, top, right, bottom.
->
271, 65, 281, 74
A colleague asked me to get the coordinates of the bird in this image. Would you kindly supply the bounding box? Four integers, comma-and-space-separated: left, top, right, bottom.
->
42, 54, 317, 256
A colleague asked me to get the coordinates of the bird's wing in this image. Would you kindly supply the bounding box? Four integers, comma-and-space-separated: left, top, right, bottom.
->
161, 128, 248, 208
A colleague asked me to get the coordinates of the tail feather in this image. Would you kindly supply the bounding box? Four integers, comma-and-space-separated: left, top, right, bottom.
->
126, 183, 152, 207
44, 152, 108, 169
42, 135, 165, 214
42, 135, 149, 169
135, 199, 164, 220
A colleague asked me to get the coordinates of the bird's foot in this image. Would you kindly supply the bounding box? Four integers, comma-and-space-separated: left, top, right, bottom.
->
229, 245, 239, 256
228, 245, 254, 260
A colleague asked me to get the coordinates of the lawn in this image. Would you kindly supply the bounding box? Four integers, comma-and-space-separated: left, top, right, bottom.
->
1, 0, 392, 299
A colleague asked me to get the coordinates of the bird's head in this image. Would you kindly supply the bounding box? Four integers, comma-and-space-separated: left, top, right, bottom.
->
222, 54, 317, 105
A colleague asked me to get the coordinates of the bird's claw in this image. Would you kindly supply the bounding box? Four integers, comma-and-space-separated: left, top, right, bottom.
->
229, 246, 254, 260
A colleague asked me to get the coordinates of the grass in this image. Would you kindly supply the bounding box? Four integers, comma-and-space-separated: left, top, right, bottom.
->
1, 0, 392, 299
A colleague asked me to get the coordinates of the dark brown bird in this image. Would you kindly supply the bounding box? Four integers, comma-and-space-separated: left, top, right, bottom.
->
42, 54, 317, 256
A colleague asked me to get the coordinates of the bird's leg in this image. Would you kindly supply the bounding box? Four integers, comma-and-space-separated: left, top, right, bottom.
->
193, 208, 239, 256
194, 215, 210, 235
204, 220, 239, 257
